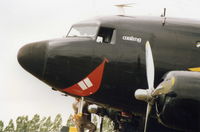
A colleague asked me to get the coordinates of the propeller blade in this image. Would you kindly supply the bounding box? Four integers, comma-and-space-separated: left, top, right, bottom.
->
134, 41, 156, 132
145, 41, 155, 90
144, 103, 153, 132
144, 41, 155, 132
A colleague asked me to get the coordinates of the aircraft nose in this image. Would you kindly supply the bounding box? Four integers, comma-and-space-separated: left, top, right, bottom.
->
17, 41, 48, 79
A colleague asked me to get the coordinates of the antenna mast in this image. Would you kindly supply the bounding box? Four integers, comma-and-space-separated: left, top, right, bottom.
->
114, 3, 134, 16
161, 8, 167, 26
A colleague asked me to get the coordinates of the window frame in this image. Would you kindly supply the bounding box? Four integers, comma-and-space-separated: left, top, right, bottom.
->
67, 23, 99, 39
96, 26, 116, 44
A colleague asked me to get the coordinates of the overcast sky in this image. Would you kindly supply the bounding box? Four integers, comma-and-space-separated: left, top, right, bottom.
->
0, 0, 200, 125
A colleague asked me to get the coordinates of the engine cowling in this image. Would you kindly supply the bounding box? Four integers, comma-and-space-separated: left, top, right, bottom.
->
156, 71, 200, 132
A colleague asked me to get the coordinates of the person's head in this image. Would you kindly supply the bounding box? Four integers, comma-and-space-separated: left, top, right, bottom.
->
75, 97, 80, 101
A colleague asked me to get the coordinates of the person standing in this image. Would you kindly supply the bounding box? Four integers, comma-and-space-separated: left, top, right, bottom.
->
72, 98, 96, 132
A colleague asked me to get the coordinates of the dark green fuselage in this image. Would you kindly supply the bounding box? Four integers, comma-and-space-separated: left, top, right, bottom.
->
17, 15, 200, 131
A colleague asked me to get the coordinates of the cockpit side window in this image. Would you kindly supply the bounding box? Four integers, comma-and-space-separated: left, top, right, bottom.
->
67, 25, 98, 38
96, 27, 115, 44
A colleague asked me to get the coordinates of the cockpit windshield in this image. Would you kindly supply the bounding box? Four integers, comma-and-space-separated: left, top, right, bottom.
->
67, 25, 98, 38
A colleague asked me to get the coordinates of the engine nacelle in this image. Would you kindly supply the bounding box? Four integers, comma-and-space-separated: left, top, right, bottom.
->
156, 71, 200, 132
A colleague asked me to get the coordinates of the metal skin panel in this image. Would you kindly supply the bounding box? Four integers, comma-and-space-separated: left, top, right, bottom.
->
17, 15, 200, 131
156, 71, 200, 131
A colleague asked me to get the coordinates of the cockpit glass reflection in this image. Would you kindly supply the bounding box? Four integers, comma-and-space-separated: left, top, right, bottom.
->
68, 26, 98, 38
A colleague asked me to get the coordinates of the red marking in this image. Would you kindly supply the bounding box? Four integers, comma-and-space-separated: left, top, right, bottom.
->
62, 58, 108, 96
104, 58, 109, 63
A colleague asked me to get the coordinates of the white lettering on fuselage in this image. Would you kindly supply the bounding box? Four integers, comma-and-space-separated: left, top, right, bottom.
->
122, 36, 142, 43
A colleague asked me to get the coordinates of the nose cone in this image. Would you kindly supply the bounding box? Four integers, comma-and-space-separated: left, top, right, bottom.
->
17, 41, 48, 79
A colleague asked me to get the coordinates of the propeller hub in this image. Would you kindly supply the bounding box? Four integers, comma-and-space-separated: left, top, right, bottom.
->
135, 89, 152, 102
